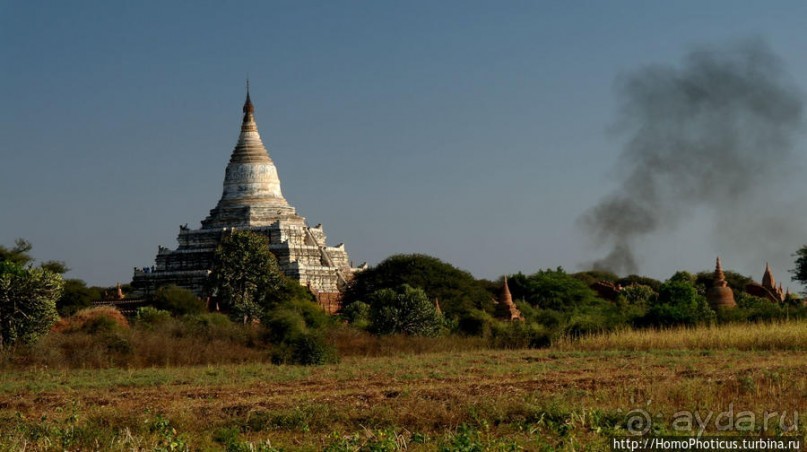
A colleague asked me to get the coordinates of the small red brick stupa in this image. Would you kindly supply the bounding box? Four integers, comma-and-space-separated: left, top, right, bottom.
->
706, 257, 736, 309
496, 276, 524, 321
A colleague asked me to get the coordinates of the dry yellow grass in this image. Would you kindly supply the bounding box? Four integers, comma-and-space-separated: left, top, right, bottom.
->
554, 320, 807, 351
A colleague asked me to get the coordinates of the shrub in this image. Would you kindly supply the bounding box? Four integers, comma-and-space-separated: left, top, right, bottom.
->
340, 301, 370, 329
151, 285, 206, 316
368, 285, 442, 336
0, 261, 62, 346
457, 309, 494, 337
57, 279, 100, 316
52, 306, 129, 334
490, 321, 550, 349
181, 313, 248, 342
263, 300, 338, 365
264, 308, 307, 344
135, 306, 172, 327
271, 332, 338, 365
292, 333, 338, 365
618, 284, 657, 308
640, 278, 715, 327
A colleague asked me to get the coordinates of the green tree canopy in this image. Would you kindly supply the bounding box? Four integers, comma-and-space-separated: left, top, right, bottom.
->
791, 245, 807, 291
0, 239, 33, 266
572, 270, 619, 286
152, 285, 206, 316
694, 270, 752, 295
642, 276, 715, 327
343, 254, 493, 318
618, 274, 662, 292
0, 261, 63, 347
367, 284, 443, 336
0, 238, 68, 274
207, 230, 286, 324
57, 279, 101, 316
618, 284, 657, 308
508, 268, 601, 311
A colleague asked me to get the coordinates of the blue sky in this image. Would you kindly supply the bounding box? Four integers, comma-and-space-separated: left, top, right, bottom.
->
2, 1, 807, 288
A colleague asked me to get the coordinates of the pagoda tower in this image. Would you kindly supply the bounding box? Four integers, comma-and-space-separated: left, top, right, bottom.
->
132, 89, 360, 307
495, 276, 524, 321
745, 262, 787, 303
706, 257, 736, 309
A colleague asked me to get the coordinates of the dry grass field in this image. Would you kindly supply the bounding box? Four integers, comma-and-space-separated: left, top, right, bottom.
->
1, 322, 805, 450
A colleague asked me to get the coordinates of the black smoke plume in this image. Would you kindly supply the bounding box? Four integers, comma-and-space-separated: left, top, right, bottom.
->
582, 40, 803, 275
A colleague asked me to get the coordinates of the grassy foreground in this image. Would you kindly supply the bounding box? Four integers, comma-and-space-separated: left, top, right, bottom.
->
1, 323, 805, 450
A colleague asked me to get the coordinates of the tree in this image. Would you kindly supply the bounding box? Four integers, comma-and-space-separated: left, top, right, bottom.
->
57, 279, 101, 316
618, 274, 661, 292
207, 231, 285, 324
508, 268, 601, 311
0, 261, 63, 347
152, 285, 205, 316
0, 239, 33, 266
367, 284, 443, 336
40, 260, 69, 275
618, 284, 657, 308
0, 238, 68, 274
695, 270, 752, 295
264, 299, 337, 365
572, 270, 619, 286
791, 245, 807, 289
343, 254, 493, 318
642, 276, 715, 327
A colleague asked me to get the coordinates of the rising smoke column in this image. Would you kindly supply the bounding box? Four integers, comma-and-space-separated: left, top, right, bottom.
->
582, 40, 803, 275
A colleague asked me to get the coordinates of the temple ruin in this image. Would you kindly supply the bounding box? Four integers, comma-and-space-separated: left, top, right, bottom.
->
745, 263, 788, 303
132, 89, 362, 308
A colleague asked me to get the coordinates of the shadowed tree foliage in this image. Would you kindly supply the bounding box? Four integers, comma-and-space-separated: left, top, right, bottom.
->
508, 268, 601, 311
572, 270, 619, 286
264, 299, 338, 365
791, 245, 807, 292
0, 239, 68, 274
57, 279, 101, 316
0, 239, 33, 267
617, 274, 662, 292
0, 261, 63, 347
694, 270, 752, 295
641, 275, 715, 327
207, 231, 285, 324
367, 284, 442, 336
343, 254, 493, 318
152, 285, 206, 316
0, 239, 67, 346
617, 284, 657, 308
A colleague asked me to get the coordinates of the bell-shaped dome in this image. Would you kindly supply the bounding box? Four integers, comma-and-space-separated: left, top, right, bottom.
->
216, 91, 288, 209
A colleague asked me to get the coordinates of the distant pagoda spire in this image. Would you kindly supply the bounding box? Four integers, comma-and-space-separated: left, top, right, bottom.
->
243, 79, 255, 114
762, 262, 775, 289
713, 257, 727, 287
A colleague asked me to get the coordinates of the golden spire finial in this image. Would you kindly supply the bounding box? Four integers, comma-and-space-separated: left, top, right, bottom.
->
243, 79, 254, 114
